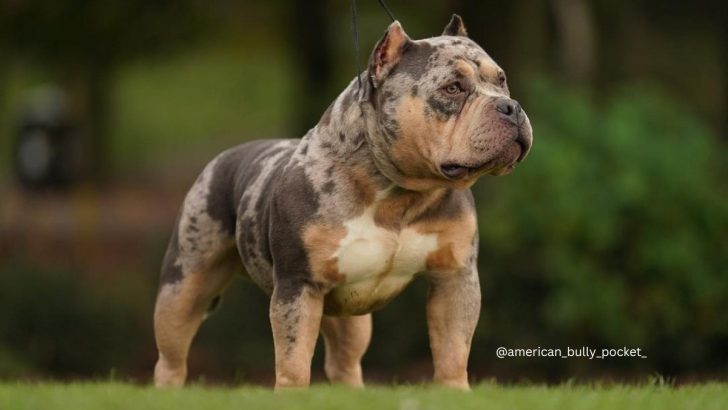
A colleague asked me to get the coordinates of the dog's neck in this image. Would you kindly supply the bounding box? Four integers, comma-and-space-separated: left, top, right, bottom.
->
298, 75, 450, 222
306, 74, 392, 192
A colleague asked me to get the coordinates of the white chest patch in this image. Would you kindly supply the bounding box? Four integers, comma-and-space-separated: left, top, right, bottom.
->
327, 193, 439, 314
335, 204, 438, 282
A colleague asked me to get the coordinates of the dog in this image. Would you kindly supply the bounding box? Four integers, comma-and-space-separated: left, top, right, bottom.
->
153, 15, 533, 390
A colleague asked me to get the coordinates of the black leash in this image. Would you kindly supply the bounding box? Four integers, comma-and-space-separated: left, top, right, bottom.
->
376, 0, 396, 22
350, 0, 362, 91
350, 0, 397, 93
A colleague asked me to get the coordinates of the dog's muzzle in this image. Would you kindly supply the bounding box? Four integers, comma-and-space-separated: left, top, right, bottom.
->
494, 97, 532, 162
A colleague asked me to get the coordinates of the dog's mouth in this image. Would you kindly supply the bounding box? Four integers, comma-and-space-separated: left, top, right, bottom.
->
515, 129, 531, 162
440, 162, 488, 179
440, 129, 532, 180
440, 160, 514, 179
440, 143, 524, 180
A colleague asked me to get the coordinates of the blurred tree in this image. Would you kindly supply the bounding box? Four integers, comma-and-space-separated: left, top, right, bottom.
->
285, 0, 334, 135
0, 8, 10, 114
0, 0, 212, 182
450, 0, 516, 72
551, 0, 594, 85
451, 0, 726, 132
450, 0, 553, 95
723, 2, 728, 135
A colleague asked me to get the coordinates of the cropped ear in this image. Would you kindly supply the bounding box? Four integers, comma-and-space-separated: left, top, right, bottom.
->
442, 14, 468, 37
368, 21, 412, 88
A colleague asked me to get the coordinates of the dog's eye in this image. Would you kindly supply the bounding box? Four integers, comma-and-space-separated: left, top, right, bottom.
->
497, 72, 507, 86
443, 82, 463, 95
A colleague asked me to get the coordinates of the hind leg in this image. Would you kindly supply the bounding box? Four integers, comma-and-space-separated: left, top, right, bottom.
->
320, 314, 372, 387
153, 163, 242, 388
153, 242, 238, 387
154, 153, 248, 387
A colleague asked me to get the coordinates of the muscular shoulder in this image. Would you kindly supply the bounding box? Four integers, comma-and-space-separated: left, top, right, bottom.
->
412, 189, 478, 276
419, 188, 475, 222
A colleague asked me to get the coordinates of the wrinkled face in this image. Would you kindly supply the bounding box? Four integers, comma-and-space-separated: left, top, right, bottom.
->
365, 19, 533, 191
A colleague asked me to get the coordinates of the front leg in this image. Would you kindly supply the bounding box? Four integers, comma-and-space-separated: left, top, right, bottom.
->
270, 280, 324, 389
426, 268, 481, 390
321, 313, 372, 387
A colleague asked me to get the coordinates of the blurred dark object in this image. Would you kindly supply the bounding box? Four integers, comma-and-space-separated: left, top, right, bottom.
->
13, 86, 81, 189
1, 0, 214, 182
287, 0, 334, 135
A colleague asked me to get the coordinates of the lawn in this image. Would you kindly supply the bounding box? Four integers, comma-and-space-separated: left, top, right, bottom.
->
0, 382, 726, 410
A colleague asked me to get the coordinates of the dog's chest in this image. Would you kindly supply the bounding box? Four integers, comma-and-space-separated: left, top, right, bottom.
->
325, 205, 439, 314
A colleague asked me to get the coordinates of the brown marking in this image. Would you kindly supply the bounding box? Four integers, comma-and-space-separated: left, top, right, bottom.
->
373, 191, 417, 230
348, 166, 378, 206
322, 258, 342, 283
386, 95, 452, 190
374, 188, 448, 231
323, 291, 345, 315
478, 59, 499, 81
419, 205, 481, 393
154, 243, 239, 387
418, 212, 477, 276
303, 223, 347, 287
426, 243, 457, 273
384, 62, 513, 191
437, 95, 510, 188
387, 90, 491, 191
392, 95, 434, 173
445, 96, 482, 161
320, 314, 372, 387
454, 59, 475, 79
426, 269, 481, 390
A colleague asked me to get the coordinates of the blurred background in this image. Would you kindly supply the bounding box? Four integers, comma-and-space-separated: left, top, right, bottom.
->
0, 0, 726, 385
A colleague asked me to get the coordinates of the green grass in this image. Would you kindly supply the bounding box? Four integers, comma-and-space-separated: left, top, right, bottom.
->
0, 382, 726, 410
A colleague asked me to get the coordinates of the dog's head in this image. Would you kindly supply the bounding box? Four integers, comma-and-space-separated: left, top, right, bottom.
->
361, 15, 533, 190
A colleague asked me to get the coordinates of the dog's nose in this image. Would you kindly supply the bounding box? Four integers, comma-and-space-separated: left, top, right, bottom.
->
495, 98, 521, 125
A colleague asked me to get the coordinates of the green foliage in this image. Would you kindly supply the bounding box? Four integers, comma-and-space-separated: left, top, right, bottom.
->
473, 78, 728, 375
0, 263, 149, 379
109, 45, 294, 171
